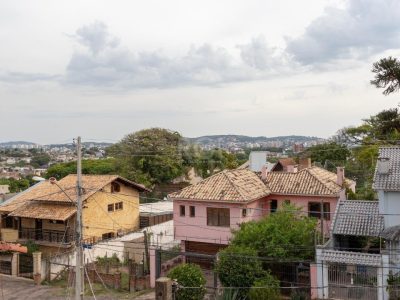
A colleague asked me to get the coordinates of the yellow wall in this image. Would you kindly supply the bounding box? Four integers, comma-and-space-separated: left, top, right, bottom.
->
1, 228, 18, 242
82, 182, 140, 240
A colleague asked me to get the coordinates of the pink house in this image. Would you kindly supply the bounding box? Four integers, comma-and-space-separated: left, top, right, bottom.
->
169, 165, 355, 255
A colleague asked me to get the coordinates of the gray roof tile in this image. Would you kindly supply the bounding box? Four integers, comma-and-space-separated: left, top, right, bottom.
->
373, 146, 400, 191
320, 249, 382, 266
333, 200, 384, 237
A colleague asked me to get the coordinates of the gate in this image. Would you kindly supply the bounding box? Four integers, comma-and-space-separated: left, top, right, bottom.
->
19, 253, 33, 278
0, 255, 12, 275
328, 263, 378, 300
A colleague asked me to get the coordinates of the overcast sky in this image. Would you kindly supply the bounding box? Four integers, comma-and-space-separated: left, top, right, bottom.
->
1, 0, 400, 144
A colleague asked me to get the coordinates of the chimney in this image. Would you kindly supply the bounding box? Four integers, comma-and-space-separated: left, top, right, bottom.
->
377, 157, 390, 174
299, 158, 312, 169
287, 165, 298, 173
261, 165, 268, 181
249, 151, 267, 172
336, 167, 344, 187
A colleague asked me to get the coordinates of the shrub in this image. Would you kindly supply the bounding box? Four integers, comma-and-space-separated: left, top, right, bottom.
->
168, 263, 206, 300
215, 245, 265, 298
248, 273, 280, 300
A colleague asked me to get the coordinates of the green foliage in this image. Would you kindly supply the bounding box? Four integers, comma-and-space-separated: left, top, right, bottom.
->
216, 288, 241, 300
30, 153, 51, 168
300, 142, 350, 171
24, 240, 39, 254
0, 178, 30, 192
215, 245, 266, 298
248, 273, 280, 300
371, 56, 400, 95
167, 263, 206, 300
108, 128, 185, 186
231, 204, 317, 260
45, 158, 117, 180
96, 253, 121, 268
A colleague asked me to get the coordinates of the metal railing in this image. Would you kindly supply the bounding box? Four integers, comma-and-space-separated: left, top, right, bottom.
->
19, 228, 75, 244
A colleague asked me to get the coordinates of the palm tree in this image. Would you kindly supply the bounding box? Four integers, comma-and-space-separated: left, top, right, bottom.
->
371, 56, 400, 95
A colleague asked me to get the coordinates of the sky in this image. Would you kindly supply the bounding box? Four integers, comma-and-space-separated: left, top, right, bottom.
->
1, 0, 400, 144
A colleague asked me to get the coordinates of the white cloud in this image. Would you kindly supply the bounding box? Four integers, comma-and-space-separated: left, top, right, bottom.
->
286, 0, 400, 65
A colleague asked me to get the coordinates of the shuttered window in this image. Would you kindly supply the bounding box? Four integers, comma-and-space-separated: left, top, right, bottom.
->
207, 208, 230, 227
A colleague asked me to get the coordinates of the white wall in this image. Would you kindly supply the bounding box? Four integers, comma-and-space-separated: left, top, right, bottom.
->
380, 191, 400, 228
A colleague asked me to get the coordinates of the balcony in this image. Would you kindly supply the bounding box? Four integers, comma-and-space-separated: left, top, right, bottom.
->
19, 228, 75, 245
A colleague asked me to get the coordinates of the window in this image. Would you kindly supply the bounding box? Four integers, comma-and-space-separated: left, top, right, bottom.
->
115, 202, 123, 211
323, 203, 330, 220
189, 206, 195, 217
270, 200, 278, 213
102, 232, 115, 240
180, 205, 185, 217
108, 204, 114, 212
4, 216, 14, 229
308, 202, 330, 220
242, 208, 247, 217
111, 182, 121, 193
207, 208, 230, 227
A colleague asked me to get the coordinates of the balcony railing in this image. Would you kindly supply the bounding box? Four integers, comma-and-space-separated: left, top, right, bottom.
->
19, 228, 75, 244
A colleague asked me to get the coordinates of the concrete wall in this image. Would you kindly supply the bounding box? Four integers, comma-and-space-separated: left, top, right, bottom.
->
379, 191, 400, 228
1, 228, 18, 242
82, 182, 140, 240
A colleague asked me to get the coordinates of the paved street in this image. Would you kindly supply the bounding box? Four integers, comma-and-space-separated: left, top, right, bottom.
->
0, 275, 62, 300
0, 275, 156, 300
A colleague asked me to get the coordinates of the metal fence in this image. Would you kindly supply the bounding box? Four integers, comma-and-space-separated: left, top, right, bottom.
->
155, 249, 311, 299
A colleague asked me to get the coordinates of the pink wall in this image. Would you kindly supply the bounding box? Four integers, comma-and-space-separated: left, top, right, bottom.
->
174, 194, 338, 246
263, 195, 338, 235
174, 200, 257, 245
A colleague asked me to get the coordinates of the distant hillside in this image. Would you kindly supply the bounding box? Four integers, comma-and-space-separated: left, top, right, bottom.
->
0, 141, 39, 148
186, 135, 324, 146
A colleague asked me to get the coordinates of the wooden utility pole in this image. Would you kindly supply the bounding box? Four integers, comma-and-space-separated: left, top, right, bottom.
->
75, 137, 84, 300
143, 231, 150, 275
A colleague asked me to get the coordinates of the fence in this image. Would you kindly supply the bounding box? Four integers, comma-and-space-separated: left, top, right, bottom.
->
155, 249, 311, 299
0, 255, 12, 275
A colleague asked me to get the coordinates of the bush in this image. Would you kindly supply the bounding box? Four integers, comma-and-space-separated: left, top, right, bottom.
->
168, 263, 206, 300
248, 273, 280, 300
215, 245, 265, 298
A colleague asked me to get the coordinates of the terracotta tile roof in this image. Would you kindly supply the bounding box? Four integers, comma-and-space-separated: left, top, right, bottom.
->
265, 166, 353, 196
277, 158, 297, 167
373, 146, 400, 191
0, 174, 149, 213
332, 200, 384, 237
169, 169, 271, 202
9, 201, 76, 221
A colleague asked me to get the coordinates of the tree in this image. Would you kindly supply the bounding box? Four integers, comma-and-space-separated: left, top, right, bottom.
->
167, 263, 206, 300
45, 158, 117, 180
0, 178, 30, 193
108, 128, 185, 186
30, 153, 51, 168
231, 204, 317, 260
300, 142, 350, 171
248, 273, 280, 300
371, 56, 400, 95
215, 245, 266, 298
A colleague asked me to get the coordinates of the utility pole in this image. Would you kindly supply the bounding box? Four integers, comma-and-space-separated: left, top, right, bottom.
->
75, 137, 84, 300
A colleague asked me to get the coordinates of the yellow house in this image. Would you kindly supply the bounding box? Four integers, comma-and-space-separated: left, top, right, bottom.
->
0, 175, 150, 252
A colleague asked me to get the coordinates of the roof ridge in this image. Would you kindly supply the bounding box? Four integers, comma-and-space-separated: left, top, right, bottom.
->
305, 167, 340, 194
222, 170, 248, 201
